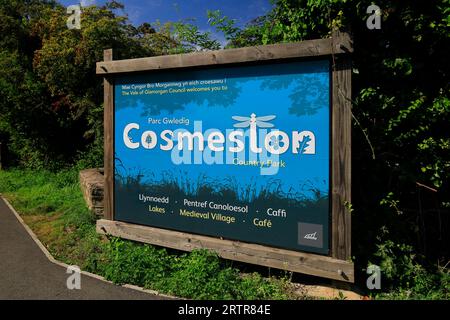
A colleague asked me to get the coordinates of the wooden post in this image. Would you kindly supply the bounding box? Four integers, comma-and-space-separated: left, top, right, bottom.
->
103, 49, 114, 220
331, 31, 352, 262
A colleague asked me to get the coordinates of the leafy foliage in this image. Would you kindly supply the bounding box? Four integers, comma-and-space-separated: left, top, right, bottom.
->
0, 0, 220, 169
298, 135, 311, 154
0, 169, 293, 300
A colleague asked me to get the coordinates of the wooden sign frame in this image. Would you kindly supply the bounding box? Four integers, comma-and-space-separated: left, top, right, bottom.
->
96, 32, 353, 282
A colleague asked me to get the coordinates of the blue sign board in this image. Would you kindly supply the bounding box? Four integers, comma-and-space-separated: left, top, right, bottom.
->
114, 60, 330, 254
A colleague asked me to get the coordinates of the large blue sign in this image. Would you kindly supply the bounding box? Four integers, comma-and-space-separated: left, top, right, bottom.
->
114, 60, 330, 254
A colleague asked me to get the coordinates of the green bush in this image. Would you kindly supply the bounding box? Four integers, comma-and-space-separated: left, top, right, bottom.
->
102, 242, 290, 300
160, 250, 239, 299
236, 273, 290, 300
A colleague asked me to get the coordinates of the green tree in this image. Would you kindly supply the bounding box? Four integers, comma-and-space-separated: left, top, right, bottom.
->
0, 1, 220, 169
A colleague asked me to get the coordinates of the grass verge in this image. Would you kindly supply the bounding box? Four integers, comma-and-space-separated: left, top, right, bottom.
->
0, 168, 300, 299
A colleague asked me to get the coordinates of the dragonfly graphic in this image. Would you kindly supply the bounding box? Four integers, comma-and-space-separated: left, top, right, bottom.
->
232, 113, 276, 129
232, 113, 276, 153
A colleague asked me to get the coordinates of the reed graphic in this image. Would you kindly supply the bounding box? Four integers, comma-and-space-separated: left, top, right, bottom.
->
115, 156, 328, 209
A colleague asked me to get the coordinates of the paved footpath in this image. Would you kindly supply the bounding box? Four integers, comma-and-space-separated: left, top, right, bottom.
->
0, 197, 165, 300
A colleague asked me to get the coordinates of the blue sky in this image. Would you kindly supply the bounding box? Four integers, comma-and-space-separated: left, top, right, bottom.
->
60, 0, 273, 43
